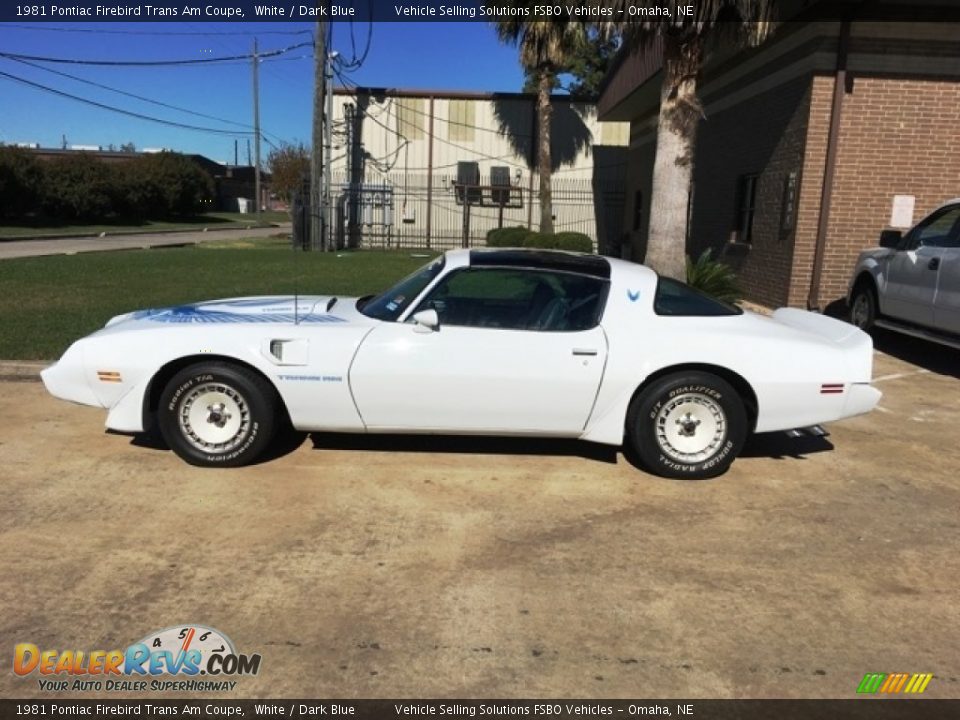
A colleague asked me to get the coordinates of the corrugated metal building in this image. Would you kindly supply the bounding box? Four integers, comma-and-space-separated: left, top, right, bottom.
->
328, 88, 630, 251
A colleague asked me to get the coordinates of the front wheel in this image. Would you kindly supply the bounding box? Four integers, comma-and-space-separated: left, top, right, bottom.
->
157, 362, 278, 467
849, 283, 877, 331
627, 371, 748, 479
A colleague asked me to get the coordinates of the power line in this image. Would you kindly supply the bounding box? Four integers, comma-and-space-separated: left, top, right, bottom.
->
0, 23, 314, 37
0, 42, 312, 67
337, 4, 373, 71
5, 55, 290, 143
0, 69, 253, 136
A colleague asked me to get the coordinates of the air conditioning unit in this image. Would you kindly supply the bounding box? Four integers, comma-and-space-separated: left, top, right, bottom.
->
456, 161, 481, 205
490, 166, 511, 206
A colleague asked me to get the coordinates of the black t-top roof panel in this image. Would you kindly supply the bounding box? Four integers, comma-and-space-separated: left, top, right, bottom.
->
468, 249, 611, 279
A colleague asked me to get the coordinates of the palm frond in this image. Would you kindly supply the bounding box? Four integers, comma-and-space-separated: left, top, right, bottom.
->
686, 249, 741, 303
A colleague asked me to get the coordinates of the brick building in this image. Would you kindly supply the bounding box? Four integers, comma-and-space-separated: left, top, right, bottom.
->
598, 11, 960, 311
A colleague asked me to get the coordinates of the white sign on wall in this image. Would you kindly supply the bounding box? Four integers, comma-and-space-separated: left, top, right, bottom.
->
890, 195, 916, 229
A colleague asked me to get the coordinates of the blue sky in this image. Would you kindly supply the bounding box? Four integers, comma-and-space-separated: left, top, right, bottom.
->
0, 22, 527, 162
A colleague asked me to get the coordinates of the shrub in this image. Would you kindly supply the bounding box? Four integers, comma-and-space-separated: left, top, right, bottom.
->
523, 231, 556, 249
686, 249, 741, 303
486, 225, 530, 247
40, 154, 117, 221
554, 232, 593, 253
0, 148, 44, 219
485, 227, 595, 253
119, 152, 214, 218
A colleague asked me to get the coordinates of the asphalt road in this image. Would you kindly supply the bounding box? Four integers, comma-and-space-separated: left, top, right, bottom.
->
1, 331, 958, 700
0, 225, 291, 260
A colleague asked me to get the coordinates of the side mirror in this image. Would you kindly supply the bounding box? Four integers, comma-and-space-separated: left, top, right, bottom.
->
411, 308, 439, 332
879, 229, 903, 249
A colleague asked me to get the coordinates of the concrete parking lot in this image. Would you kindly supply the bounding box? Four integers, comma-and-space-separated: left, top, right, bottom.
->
1, 330, 958, 700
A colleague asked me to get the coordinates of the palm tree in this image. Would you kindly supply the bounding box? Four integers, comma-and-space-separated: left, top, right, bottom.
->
600, 1, 775, 280
493, 17, 586, 235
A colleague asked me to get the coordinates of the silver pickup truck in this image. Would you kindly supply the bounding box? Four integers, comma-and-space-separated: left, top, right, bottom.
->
848, 199, 960, 349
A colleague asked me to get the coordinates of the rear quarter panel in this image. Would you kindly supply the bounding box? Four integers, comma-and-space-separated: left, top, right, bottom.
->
583, 263, 869, 444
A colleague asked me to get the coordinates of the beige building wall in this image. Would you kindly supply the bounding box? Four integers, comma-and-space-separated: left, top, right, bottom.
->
331, 90, 628, 181
328, 89, 629, 248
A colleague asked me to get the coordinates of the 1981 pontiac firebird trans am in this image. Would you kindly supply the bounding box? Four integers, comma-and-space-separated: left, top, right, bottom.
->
42, 249, 881, 479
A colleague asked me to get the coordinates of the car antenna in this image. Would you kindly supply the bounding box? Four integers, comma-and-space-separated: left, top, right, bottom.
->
293, 214, 300, 326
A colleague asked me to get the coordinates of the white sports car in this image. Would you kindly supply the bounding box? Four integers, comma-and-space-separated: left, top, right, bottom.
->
42, 249, 881, 478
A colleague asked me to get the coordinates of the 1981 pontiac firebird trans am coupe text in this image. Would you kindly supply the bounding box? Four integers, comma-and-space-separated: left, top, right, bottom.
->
42, 249, 881, 479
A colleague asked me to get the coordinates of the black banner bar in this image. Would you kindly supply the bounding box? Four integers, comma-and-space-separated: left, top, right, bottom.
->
2, 1, 960, 24
2, 699, 959, 720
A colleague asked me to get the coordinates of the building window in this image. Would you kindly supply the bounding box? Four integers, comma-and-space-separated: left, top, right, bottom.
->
396, 98, 424, 140
448, 100, 475, 143
632, 190, 643, 231
735, 173, 759, 244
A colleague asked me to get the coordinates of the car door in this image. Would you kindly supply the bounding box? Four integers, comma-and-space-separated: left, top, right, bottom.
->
932, 223, 960, 335
349, 267, 609, 434
882, 205, 960, 327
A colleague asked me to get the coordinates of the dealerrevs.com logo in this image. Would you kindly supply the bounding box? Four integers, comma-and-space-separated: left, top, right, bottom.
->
13, 624, 261, 692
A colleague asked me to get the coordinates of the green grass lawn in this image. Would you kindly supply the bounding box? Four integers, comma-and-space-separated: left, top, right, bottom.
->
0, 211, 290, 240
0, 240, 438, 360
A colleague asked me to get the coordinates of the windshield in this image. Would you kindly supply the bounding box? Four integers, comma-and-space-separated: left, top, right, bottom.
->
359, 256, 446, 322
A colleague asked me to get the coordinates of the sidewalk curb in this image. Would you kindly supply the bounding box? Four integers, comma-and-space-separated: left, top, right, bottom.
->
0, 222, 289, 243
0, 361, 48, 382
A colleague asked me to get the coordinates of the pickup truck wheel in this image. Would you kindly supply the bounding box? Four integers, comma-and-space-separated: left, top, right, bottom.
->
627, 372, 747, 479
849, 284, 877, 330
157, 362, 277, 467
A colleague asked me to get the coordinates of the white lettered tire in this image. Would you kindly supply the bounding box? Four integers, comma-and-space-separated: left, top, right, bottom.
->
157, 362, 277, 468
627, 371, 748, 479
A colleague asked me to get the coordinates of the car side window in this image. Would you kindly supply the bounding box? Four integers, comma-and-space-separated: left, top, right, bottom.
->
909, 206, 960, 249
654, 277, 743, 316
413, 268, 608, 332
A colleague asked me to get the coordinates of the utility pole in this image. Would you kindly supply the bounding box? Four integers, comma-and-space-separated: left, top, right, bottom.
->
252, 38, 261, 218
345, 103, 354, 249
310, 18, 327, 251
324, 47, 334, 250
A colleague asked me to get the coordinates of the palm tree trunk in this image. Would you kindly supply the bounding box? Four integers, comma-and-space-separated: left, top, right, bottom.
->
641, 33, 703, 280
537, 69, 554, 234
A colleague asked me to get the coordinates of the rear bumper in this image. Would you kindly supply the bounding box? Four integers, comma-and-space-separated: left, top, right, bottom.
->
844, 382, 882, 418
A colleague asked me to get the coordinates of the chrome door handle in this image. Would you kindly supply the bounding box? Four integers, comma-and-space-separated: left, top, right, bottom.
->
572, 348, 598, 356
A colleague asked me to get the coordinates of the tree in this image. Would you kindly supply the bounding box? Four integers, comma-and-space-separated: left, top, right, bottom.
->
520, 29, 618, 97
493, 15, 586, 234
267, 142, 310, 204
601, 1, 774, 280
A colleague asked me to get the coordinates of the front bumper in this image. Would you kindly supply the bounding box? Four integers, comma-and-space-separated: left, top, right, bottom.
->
40, 343, 103, 408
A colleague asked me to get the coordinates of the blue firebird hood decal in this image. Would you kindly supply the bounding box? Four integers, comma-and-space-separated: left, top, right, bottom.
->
132, 300, 348, 324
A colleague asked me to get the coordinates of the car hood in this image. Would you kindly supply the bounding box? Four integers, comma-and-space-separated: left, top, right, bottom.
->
857, 246, 895, 262
102, 295, 370, 331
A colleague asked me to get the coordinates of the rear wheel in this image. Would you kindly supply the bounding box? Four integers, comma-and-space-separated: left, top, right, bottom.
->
849, 282, 877, 331
157, 362, 277, 467
627, 371, 748, 479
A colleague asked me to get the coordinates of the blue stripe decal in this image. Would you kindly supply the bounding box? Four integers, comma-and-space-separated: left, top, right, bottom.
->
134, 307, 347, 324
